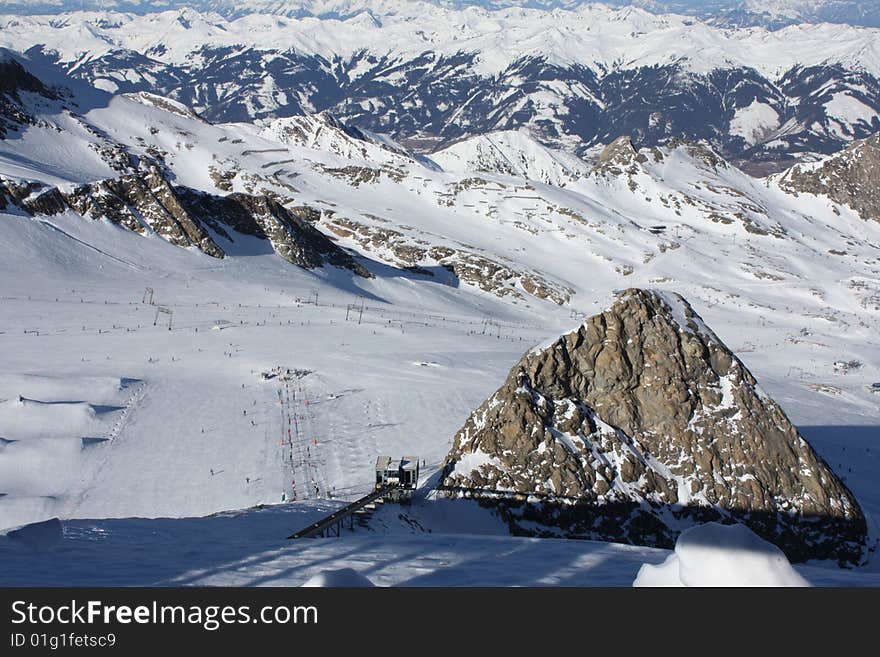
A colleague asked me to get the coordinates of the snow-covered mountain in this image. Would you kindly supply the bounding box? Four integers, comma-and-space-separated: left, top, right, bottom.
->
431, 130, 591, 186
1, 4, 878, 170
3, 48, 880, 311
2, 49, 880, 583
259, 112, 434, 170
2, 1, 879, 29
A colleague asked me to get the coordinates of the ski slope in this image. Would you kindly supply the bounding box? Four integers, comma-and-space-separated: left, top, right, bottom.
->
1, 205, 878, 585
0, 207, 562, 529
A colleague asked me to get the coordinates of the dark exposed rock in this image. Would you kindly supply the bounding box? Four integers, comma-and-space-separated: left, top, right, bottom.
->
0, 52, 60, 139
208, 164, 237, 192
175, 189, 371, 276
315, 164, 406, 186
0, 169, 371, 277
777, 132, 880, 223
441, 288, 867, 563
54, 166, 225, 257
0, 178, 42, 208
0, 55, 54, 99
323, 215, 569, 303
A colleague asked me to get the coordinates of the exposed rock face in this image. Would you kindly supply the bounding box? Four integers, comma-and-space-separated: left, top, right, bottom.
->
592, 136, 726, 180
0, 170, 370, 277
777, 132, 880, 223
175, 189, 371, 276
441, 288, 866, 563
590, 136, 658, 192
72, 167, 225, 257
0, 53, 60, 138
315, 163, 406, 186
322, 215, 570, 304
0, 54, 51, 99
592, 136, 646, 177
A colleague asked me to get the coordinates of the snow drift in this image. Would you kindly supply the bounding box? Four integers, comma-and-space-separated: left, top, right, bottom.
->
633, 522, 810, 587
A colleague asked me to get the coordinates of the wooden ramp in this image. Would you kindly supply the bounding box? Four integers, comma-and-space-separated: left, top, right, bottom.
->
287, 485, 397, 539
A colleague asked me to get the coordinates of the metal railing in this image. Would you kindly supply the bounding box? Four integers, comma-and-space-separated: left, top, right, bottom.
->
286, 484, 398, 539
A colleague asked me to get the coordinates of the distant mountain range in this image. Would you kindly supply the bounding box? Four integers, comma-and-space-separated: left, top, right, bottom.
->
1, 1, 879, 29
1, 3, 877, 172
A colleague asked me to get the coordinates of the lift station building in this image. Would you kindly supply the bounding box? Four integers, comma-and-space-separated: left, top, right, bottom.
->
375, 455, 419, 500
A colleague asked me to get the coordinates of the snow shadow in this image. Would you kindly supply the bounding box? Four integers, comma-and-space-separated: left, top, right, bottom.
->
434, 483, 869, 566
359, 259, 460, 288
3, 47, 117, 134
0, 503, 340, 586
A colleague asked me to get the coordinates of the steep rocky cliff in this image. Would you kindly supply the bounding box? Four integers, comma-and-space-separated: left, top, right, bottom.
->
175, 189, 370, 276
0, 52, 61, 139
776, 132, 880, 223
441, 288, 866, 563
0, 169, 370, 276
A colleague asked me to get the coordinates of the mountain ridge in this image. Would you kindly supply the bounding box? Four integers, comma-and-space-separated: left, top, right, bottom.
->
2, 1, 880, 30
2, 6, 878, 170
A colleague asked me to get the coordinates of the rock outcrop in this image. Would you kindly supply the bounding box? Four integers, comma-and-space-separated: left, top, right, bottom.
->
0, 170, 370, 277
67, 167, 225, 258
591, 136, 646, 178
175, 189, 371, 276
441, 288, 866, 563
777, 131, 880, 223
323, 215, 570, 304
0, 52, 60, 138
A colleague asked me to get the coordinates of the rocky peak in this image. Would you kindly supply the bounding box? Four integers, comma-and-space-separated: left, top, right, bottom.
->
591, 136, 645, 175
776, 131, 880, 223
265, 112, 365, 147
441, 288, 866, 563
314, 111, 369, 141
